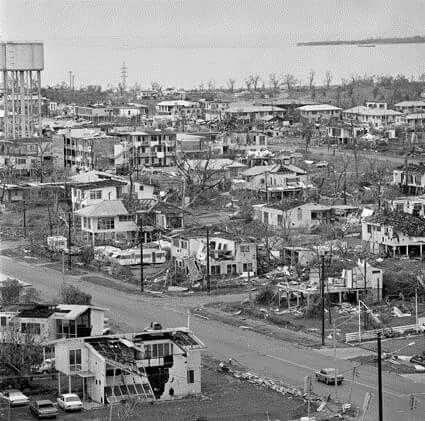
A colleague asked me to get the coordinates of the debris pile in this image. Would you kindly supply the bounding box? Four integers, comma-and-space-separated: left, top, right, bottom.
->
218, 362, 316, 401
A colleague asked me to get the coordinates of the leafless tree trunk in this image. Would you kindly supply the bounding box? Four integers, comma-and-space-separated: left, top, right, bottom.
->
324, 70, 333, 90
226, 78, 236, 92
268, 73, 280, 96
308, 69, 315, 94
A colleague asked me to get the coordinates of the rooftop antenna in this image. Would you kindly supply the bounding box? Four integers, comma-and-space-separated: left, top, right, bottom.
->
120, 62, 128, 92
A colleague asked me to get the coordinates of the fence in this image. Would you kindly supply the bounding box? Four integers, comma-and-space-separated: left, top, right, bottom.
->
345, 324, 421, 343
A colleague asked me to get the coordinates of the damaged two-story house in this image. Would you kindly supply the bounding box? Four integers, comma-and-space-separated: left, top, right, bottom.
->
0, 303, 106, 343
254, 202, 358, 231
169, 231, 257, 280
362, 211, 425, 257
393, 163, 425, 195
52, 328, 205, 405
234, 163, 309, 200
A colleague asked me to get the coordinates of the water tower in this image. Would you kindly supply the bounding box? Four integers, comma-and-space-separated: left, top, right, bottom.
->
0, 42, 44, 140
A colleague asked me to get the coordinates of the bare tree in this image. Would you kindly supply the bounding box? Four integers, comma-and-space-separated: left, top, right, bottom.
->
0, 321, 44, 383
248, 74, 261, 91
0, 162, 16, 203
244, 77, 253, 91
206, 79, 216, 92
32, 139, 53, 183
324, 70, 333, 90
301, 123, 313, 153
150, 81, 162, 94
226, 78, 236, 92
308, 69, 315, 92
176, 152, 227, 206
268, 73, 280, 96
282, 73, 297, 94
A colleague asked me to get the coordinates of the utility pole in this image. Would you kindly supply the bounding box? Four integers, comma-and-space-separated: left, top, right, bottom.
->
206, 227, 210, 293
348, 366, 357, 404
321, 255, 325, 346
265, 170, 269, 203
64, 179, 72, 271
181, 177, 186, 229
415, 288, 418, 332
139, 214, 144, 293
22, 199, 27, 237
364, 259, 368, 329
67, 207, 72, 271
377, 332, 383, 421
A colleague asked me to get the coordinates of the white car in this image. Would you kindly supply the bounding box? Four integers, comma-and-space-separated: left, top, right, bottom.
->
56, 393, 83, 412
0, 389, 29, 406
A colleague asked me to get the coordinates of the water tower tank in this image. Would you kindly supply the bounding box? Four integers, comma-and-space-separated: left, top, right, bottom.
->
0, 42, 44, 71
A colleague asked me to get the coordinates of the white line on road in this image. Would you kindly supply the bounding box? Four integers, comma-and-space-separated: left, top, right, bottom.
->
264, 353, 404, 399
264, 353, 315, 371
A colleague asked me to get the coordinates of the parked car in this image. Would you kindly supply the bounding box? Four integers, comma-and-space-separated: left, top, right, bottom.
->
0, 389, 29, 406
56, 393, 82, 412
315, 368, 344, 385
29, 400, 58, 419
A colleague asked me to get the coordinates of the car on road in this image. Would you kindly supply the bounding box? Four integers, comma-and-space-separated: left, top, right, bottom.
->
56, 393, 82, 412
0, 389, 29, 406
315, 368, 344, 385
29, 400, 58, 418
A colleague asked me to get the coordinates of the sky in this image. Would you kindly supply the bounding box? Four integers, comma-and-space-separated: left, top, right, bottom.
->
1, 0, 424, 88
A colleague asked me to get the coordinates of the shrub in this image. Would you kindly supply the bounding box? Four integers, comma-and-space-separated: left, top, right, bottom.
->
60, 284, 92, 305
80, 246, 94, 266
111, 264, 136, 283
255, 287, 276, 306
383, 271, 418, 298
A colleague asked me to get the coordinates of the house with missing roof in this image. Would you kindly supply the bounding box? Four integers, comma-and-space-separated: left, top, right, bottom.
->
0, 303, 106, 343
70, 172, 155, 212
169, 231, 257, 279
223, 104, 286, 122
254, 202, 358, 231
75, 200, 139, 246
362, 211, 425, 257
235, 163, 308, 199
393, 163, 425, 195
386, 196, 425, 219
52, 328, 205, 405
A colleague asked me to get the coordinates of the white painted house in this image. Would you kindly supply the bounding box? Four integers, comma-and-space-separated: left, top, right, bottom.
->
75, 200, 139, 246
342, 106, 403, 128
394, 100, 425, 115
52, 328, 205, 405
297, 104, 341, 122
362, 212, 425, 257
0, 303, 106, 343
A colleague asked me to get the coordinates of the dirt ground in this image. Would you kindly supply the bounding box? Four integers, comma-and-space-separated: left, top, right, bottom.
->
8, 358, 309, 421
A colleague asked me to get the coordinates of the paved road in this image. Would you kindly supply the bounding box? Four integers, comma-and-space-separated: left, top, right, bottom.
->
2, 253, 425, 420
